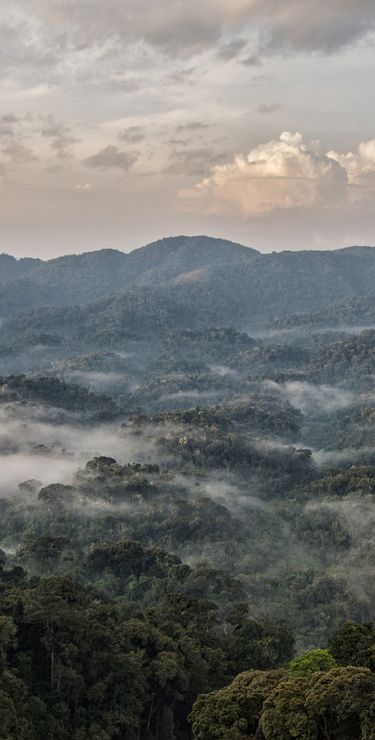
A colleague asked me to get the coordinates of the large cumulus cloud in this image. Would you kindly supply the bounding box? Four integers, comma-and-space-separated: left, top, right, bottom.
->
329, 140, 375, 196
179, 132, 351, 216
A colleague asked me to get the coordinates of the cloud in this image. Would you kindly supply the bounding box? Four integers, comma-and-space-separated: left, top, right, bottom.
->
217, 38, 247, 60
2, 114, 19, 124
241, 54, 262, 67
0, 113, 36, 168
83, 145, 139, 172
1, 140, 36, 165
75, 183, 92, 191
41, 119, 80, 159
251, 0, 375, 54
176, 122, 211, 133
162, 66, 197, 86
102, 75, 143, 94
4, 0, 230, 63
0, 3, 374, 256
179, 131, 348, 216
0, 115, 19, 136
4, 0, 374, 72
257, 102, 283, 114
118, 126, 145, 144
328, 140, 375, 197
165, 147, 227, 177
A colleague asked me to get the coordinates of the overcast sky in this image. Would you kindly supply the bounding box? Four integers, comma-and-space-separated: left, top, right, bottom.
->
1, 0, 375, 257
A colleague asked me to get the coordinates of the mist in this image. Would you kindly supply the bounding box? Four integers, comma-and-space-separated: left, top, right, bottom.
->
0, 403, 165, 497
264, 379, 375, 415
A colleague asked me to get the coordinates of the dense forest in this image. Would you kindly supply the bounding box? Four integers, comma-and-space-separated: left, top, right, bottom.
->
1, 236, 375, 738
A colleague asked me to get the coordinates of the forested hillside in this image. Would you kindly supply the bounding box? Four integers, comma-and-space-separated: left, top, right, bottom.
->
2, 238, 375, 332
1, 237, 375, 738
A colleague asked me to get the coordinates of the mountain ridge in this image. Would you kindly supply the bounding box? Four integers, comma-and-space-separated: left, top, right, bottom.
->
2, 236, 375, 343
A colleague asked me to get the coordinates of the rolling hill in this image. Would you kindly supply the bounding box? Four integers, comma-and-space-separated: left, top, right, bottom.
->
1, 237, 375, 347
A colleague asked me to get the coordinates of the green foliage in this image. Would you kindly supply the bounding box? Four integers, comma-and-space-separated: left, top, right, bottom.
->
0, 375, 118, 419
312, 467, 375, 498
191, 669, 285, 739
0, 562, 293, 740
309, 330, 375, 383
260, 667, 375, 740
288, 649, 337, 677
137, 394, 303, 438
329, 622, 375, 671
192, 661, 375, 740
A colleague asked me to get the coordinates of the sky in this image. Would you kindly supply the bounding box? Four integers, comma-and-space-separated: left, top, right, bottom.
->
1, 0, 375, 257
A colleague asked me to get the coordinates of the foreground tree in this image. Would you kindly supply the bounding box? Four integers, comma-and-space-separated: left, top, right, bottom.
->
191, 669, 285, 739
260, 666, 375, 740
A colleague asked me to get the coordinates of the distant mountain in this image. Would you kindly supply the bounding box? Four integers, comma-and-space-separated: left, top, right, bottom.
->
0, 236, 256, 315
122, 235, 258, 285
2, 237, 375, 345
0, 249, 131, 312
0, 253, 42, 283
